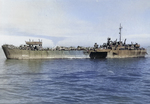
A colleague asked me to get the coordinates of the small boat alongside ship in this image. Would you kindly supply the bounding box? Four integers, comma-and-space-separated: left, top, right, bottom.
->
90, 24, 147, 58
90, 39, 147, 59
2, 24, 147, 59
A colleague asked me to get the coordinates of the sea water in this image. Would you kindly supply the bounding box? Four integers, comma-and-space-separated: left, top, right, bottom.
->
0, 49, 150, 104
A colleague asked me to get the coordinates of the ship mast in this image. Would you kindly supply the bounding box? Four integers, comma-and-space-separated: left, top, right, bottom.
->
119, 23, 123, 42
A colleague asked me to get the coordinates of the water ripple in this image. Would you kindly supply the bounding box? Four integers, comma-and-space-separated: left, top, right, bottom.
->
0, 54, 149, 103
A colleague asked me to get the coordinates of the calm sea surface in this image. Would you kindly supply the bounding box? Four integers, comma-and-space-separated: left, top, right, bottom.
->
0, 48, 150, 104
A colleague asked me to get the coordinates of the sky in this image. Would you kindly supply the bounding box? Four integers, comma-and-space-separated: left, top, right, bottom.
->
0, 0, 150, 48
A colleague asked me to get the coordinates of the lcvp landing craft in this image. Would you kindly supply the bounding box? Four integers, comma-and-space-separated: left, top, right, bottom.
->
2, 24, 147, 59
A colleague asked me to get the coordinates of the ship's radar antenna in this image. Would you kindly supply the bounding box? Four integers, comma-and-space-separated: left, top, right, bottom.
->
119, 23, 123, 42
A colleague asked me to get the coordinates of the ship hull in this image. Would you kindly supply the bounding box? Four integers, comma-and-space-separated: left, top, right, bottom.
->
107, 50, 147, 58
2, 45, 89, 59
2, 45, 147, 59
90, 49, 147, 59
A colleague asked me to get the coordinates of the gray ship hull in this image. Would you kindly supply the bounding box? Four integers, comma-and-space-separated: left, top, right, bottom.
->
90, 49, 147, 59
2, 45, 90, 59
2, 44, 147, 59
107, 50, 147, 58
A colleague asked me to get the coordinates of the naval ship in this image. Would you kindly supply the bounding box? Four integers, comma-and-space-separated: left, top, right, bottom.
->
2, 24, 147, 59
90, 24, 147, 58
2, 40, 92, 59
